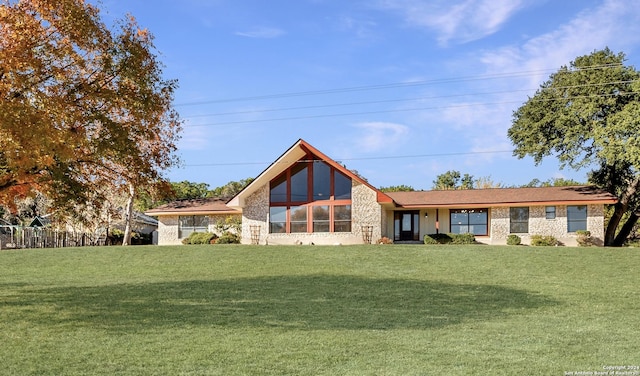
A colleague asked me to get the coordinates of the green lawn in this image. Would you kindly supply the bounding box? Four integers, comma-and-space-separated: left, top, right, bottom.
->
1, 245, 638, 375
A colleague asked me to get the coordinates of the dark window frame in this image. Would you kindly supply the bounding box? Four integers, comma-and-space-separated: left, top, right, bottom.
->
449, 209, 488, 236
545, 206, 556, 219
567, 205, 587, 232
178, 215, 209, 238
510, 207, 529, 233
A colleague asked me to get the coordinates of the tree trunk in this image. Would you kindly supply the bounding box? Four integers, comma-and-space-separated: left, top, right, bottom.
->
605, 203, 626, 246
613, 212, 639, 246
604, 177, 640, 246
122, 183, 135, 246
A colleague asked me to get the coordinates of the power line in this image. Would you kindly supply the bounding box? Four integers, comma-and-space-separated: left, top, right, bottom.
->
180, 79, 639, 120
182, 150, 513, 167
174, 63, 625, 107
183, 91, 638, 127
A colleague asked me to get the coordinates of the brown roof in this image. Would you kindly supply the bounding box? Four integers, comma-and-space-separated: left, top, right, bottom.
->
145, 198, 240, 216
386, 186, 617, 208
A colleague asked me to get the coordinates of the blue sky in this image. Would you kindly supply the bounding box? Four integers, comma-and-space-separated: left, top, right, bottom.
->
100, 0, 640, 191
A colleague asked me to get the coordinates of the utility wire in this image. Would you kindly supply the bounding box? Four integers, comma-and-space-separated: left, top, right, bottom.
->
183, 150, 513, 167
184, 91, 638, 127
181, 80, 639, 119
175, 63, 625, 107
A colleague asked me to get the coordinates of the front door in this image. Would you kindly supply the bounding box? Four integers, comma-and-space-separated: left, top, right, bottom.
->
394, 211, 420, 241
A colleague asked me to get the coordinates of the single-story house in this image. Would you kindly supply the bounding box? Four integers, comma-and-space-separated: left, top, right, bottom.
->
146, 198, 241, 245
148, 139, 617, 246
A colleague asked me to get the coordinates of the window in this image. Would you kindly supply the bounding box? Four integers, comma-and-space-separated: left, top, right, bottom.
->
567, 205, 587, 232
179, 215, 209, 238
313, 206, 330, 232
269, 158, 352, 233
510, 207, 529, 233
546, 206, 556, 219
450, 209, 488, 236
290, 206, 307, 233
269, 207, 287, 233
334, 205, 351, 232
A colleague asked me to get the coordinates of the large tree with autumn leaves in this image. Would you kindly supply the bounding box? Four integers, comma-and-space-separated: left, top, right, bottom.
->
0, 0, 181, 244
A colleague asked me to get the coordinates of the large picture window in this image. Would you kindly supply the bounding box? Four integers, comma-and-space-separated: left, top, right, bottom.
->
179, 215, 209, 238
567, 205, 587, 232
510, 207, 529, 233
450, 209, 488, 236
269, 159, 352, 233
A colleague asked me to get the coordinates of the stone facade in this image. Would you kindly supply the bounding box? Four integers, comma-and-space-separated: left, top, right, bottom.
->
240, 180, 383, 245
157, 215, 180, 245
488, 204, 605, 246
157, 213, 241, 245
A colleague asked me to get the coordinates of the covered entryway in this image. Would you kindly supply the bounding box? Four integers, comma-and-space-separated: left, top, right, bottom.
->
394, 211, 420, 241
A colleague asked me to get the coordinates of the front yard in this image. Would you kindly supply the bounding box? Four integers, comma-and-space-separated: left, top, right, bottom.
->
0, 245, 638, 375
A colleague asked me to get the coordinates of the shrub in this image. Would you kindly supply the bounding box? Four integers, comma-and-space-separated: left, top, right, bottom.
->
182, 232, 216, 245
576, 230, 594, 247
507, 234, 522, 246
217, 231, 241, 244
451, 233, 475, 244
377, 237, 393, 244
424, 233, 452, 245
530, 235, 560, 247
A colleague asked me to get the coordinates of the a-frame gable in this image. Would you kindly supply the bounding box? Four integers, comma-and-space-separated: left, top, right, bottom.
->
227, 139, 392, 208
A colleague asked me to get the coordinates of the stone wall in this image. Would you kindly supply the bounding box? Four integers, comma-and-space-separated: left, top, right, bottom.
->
157, 215, 180, 245
240, 184, 269, 244
156, 214, 241, 245
240, 180, 382, 245
488, 204, 606, 246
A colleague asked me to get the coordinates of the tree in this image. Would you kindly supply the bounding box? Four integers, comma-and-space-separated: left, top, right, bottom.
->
508, 48, 640, 246
208, 178, 255, 198
433, 170, 474, 190
522, 178, 584, 188
474, 176, 504, 189
379, 185, 415, 192
0, 0, 182, 244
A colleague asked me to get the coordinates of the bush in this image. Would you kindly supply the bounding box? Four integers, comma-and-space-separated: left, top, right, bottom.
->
530, 235, 560, 247
216, 231, 240, 244
451, 233, 476, 244
182, 232, 216, 245
423, 233, 475, 245
576, 230, 594, 247
424, 233, 452, 245
377, 237, 393, 244
507, 234, 522, 246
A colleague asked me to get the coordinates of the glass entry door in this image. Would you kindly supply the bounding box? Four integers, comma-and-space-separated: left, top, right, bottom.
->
394, 211, 420, 241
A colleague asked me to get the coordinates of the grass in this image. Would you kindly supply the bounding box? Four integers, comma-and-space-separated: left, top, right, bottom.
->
0, 244, 638, 375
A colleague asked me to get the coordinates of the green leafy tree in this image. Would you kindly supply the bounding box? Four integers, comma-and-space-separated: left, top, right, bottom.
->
208, 178, 254, 198
508, 48, 640, 246
522, 178, 584, 187
433, 170, 474, 190
379, 185, 415, 192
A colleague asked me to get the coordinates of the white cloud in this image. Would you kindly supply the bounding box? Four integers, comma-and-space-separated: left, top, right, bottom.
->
376, 0, 534, 45
178, 124, 210, 151
426, 0, 640, 163
352, 122, 409, 152
480, 0, 640, 87
337, 15, 378, 39
235, 27, 285, 39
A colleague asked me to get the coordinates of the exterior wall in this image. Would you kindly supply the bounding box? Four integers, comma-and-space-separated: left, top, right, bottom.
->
488, 204, 606, 246
156, 213, 241, 246
241, 180, 383, 245
383, 204, 607, 246
157, 215, 180, 245
240, 184, 269, 245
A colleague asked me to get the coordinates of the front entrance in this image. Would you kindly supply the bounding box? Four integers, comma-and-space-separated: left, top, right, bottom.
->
394, 211, 420, 241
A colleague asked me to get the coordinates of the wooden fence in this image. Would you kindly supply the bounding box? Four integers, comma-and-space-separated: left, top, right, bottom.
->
0, 226, 107, 250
